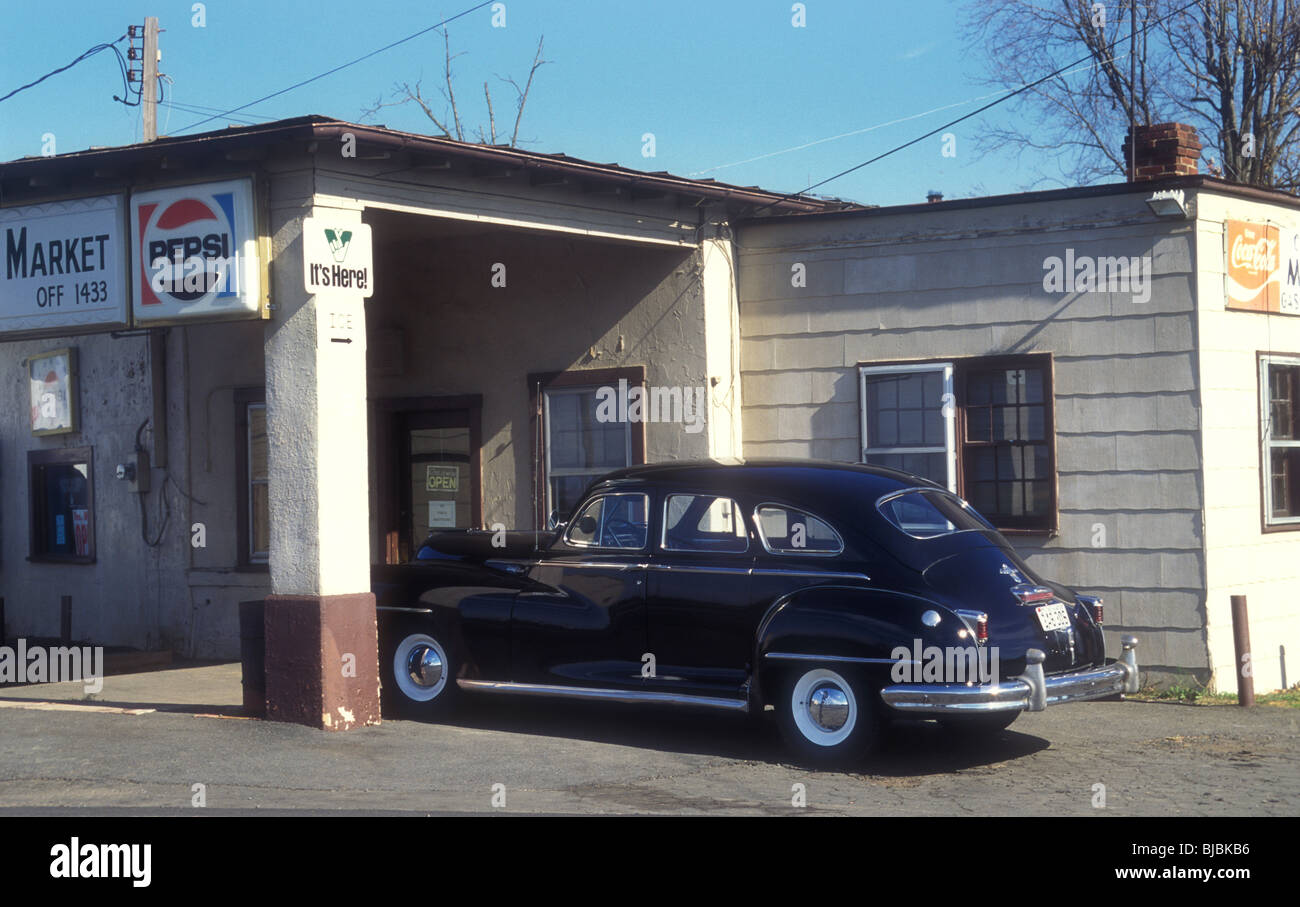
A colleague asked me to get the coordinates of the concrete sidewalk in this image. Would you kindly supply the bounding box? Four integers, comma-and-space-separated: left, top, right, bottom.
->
0, 660, 244, 715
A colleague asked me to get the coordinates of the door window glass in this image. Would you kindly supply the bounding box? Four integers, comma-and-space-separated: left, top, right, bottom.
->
565, 493, 649, 549
663, 494, 748, 553
410, 426, 472, 542
754, 505, 842, 554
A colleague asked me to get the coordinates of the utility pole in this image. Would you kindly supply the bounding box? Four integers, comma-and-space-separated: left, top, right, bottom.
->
1123, 1, 1133, 181
143, 16, 160, 142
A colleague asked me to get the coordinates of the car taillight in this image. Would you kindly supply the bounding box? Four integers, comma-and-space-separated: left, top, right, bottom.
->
956, 610, 988, 645
1010, 583, 1056, 604
1078, 594, 1103, 624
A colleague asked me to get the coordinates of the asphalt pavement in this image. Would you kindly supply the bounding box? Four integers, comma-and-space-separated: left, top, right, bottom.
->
0, 662, 1295, 815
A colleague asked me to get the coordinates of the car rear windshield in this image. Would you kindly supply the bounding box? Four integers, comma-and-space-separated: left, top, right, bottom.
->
877, 488, 994, 539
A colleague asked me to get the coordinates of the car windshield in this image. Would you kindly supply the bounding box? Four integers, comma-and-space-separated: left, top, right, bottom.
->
876, 488, 994, 539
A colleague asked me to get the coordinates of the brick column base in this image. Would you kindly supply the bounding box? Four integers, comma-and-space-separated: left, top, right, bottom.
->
264, 593, 381, 731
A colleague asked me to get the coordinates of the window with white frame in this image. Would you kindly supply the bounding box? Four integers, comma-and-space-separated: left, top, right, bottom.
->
859, 363, 955, 491
1261, 353, 1300, 527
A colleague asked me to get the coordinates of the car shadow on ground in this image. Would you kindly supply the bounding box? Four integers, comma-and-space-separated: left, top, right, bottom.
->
403, 695, 1050, 773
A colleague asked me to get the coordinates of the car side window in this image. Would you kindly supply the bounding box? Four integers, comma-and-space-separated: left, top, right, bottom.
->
755, 504, 844, 555
662, 494, 748, 553
564, 493, 649, 549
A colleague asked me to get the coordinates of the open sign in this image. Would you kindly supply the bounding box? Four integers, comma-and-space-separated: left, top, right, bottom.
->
425, 466, 460, 492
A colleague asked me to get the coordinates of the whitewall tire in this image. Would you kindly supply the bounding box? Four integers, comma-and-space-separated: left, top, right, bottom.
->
384, 630, 458, 717
776, 664, 878, 765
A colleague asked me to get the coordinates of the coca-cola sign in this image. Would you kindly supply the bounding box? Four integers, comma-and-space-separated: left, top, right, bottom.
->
1229, 230, 1277, 280
1224, 219, 1297, 313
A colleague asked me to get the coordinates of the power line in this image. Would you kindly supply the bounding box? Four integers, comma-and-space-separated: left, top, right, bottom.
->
172, 0, 497, 134
690, 81, 1092, 178
757, 0, 1201, 210
157, 77, 266, 128
0, 35, 128, 104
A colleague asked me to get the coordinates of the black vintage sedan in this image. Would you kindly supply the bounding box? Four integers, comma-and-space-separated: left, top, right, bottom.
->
371, 459, 1140, 764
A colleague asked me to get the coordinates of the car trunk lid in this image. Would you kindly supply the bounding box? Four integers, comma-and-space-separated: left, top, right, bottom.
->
921, 544, 1102, 675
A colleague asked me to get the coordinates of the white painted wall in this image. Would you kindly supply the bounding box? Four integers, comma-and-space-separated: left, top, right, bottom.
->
1194, 189, 1300, 693
264, 190, 373, 598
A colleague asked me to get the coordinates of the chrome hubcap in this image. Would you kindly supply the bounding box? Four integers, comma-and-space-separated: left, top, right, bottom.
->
407, 644, 443, 688
806, 683, 849, 731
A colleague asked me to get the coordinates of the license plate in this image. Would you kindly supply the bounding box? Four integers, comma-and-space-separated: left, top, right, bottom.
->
1036, 602, 1071, 632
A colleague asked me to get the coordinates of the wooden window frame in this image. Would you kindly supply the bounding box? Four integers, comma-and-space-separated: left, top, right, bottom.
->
234, 388, 268, 571
27, 446, 96, 564
527, 366, 647, 530
858, 354, 1058, 535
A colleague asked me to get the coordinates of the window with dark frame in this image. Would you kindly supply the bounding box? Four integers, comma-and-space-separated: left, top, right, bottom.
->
860, 354, 1056, 533
28, 447, 95, 563
1261, 354, 1300, 528
529, 367, 647, 528
235, 389, 269, 568
961, 364, 1052, 529
545, 386, 631, 518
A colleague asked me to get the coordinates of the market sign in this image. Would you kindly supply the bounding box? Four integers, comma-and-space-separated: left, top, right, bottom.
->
1225, 219, 1300, 315
302, 216, 373, 297
0, 195, 129, 336
131, 178, 265, 324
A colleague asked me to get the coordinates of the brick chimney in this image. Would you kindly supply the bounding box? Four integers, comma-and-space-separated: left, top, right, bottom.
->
1123, 122, 1201, 181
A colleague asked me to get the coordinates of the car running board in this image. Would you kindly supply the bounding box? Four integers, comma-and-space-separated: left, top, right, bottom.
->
456, 679, 750, 713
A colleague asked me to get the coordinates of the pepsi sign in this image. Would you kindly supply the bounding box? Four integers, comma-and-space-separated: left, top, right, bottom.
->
131, 178, 264, 324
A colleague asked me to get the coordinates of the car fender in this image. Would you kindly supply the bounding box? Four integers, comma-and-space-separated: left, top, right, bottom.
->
751, 584, 974, 708
378, 584, 518, 681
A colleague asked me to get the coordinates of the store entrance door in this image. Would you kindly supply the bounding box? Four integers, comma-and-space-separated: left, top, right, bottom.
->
377, 397, 482, 563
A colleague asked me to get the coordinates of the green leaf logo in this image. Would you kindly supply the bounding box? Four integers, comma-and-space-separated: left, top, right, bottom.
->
324, 228, 353, 263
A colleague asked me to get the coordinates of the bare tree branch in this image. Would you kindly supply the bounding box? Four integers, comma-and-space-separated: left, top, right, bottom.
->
360, 28, 548, 148
961, 0, 1300, 188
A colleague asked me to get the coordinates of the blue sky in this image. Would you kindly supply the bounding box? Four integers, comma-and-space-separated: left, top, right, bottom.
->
0, 0, 1082, 207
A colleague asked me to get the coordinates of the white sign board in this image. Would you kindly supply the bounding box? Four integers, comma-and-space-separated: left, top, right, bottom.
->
428, 500, 457, 528
302, 217, 373, 297
0, 195, 129, 335
131, 178, 263, 324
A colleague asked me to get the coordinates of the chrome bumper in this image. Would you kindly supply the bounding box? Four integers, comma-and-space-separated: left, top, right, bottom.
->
879, 636, 1140, 715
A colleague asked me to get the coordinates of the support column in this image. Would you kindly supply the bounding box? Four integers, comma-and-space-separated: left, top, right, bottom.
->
701, 232, 743, 459
262, 203, 379, 731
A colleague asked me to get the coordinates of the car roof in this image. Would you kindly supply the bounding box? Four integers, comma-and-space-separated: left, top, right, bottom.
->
590, 458, 944, 513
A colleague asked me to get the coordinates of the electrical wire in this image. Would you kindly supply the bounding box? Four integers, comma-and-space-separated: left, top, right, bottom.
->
157, 76, 266, 128
0, 34, 130, 104
172, 0, 496, 134
755, 0, 1202, 210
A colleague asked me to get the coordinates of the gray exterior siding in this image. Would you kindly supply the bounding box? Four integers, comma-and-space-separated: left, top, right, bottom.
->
737, 195, 1208, 679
